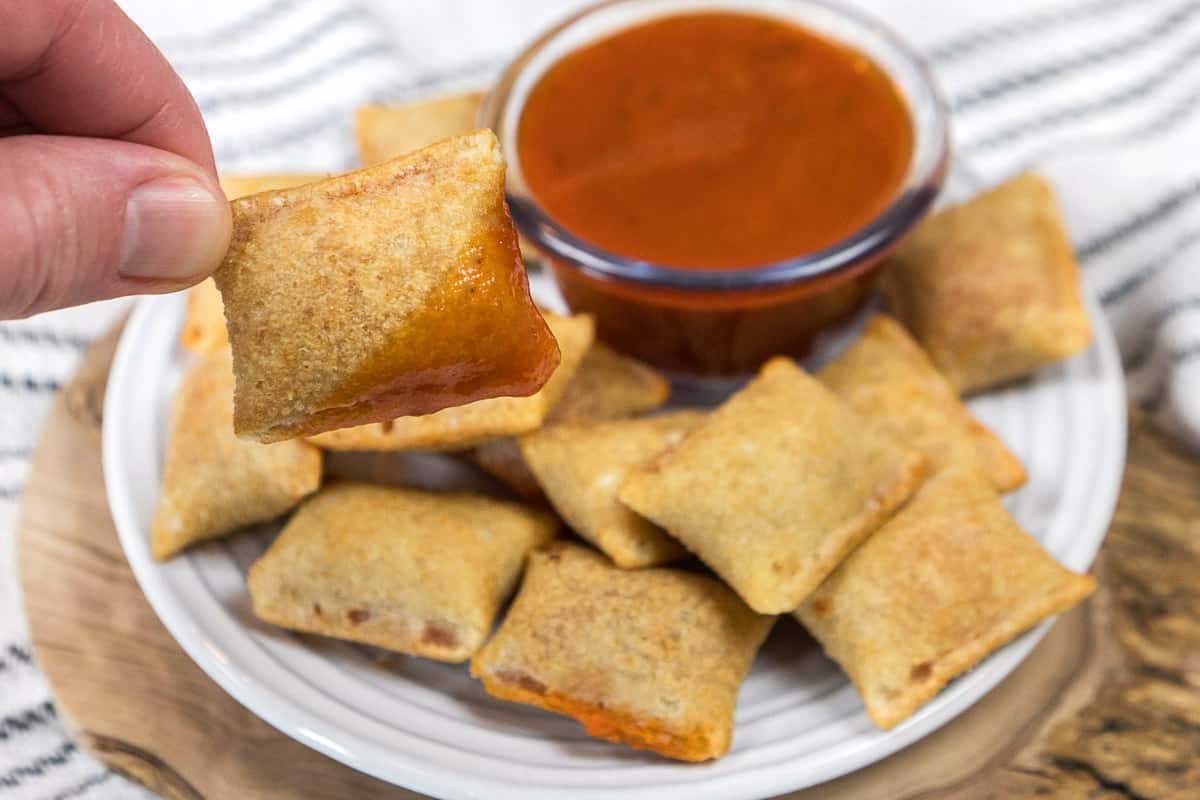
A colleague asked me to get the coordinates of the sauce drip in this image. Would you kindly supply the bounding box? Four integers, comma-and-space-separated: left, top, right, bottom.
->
518, 13, 913, 269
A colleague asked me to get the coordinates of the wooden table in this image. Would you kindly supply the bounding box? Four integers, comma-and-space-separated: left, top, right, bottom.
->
17, 325, 1200, 799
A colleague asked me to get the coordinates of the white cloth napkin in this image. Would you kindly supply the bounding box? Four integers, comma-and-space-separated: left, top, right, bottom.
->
2, 0, 1198, 796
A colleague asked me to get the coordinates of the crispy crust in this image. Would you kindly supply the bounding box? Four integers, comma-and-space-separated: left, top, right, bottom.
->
179, 279, 228, 355
519, 413, 703, 568
151, 352, 322, 560
248, 482, 557, 662
182, 176, 326, 355
819, 314, 1026, 492
214, 129, 558, 442
305, 313, 593, 451
795, 468, 1095, 729
545, 343, 670, 424
471, 543, 774, 761
883, 172, 1092, 393
470, 343, 670, 500
619, 358, 928, 613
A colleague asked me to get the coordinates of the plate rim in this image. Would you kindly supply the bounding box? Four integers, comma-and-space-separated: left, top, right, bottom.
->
102, 289, 1126, 800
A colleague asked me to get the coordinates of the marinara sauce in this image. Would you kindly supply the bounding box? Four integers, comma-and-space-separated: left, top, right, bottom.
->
515, 12, 916, 374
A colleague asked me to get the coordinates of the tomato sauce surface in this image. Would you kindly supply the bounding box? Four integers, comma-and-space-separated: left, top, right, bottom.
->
517, 12, 914, 269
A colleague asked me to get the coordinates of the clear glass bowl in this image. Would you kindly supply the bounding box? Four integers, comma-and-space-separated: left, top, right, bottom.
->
481, 0, 950, 377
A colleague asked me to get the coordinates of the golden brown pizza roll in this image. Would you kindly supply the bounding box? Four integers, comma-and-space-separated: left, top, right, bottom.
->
248, 481, 557, 663
471, 343, 671, 500
471, 543, 774, 761
796, 468, 1095, 729
618, 357, 928, 613
355, 93, 484, 167
181, 176, 327, 355
213, 129, 559, 443
306, 313, 593, 451
519, 412, 703, 568
151, 352, 322, 561
819, 314, 1026, 492
883, 172, 1092, 393
544, 342, 671, 424
179, 278, 227, 355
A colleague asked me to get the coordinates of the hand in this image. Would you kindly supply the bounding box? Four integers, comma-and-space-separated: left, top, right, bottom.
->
0, 0, 231, 319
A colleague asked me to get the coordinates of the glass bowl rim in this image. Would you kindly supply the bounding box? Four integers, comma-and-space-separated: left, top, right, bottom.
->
481, 0, 951, 292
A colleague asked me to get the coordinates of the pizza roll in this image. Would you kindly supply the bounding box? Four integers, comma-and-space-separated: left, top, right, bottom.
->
214, 129, 559, 442
181, 176, 326, 355
471, 543, 774, 761
472, 343, 670, 500
819, 314, 1026, 492
883, 172, 1092, 393
152, 352, 322, 561
545, 342, 671, 424
179, 278, 228, 355
519, 412, 703, 567
619, 357, 927, 613
248, 482, 557, 662
355, 94, 484, 167
796, 468, 1095, 729
307, 313, 593, 451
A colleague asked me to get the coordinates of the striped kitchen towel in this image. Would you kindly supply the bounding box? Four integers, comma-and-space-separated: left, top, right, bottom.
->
1, 0, 1197, 796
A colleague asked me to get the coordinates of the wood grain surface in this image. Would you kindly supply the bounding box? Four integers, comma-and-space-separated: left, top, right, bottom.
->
16, 324, 1200, 800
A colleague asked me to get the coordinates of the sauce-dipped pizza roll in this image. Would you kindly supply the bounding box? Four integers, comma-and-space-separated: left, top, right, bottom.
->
473, 342, 671, 500
471, 543, 774, 761
619, 357, 927, 614
214, 129, 559, 443
248, 482, 558, 663
819, 314, 1026, 492
796, 468, 1094, 729
306, 313, 593, 451
181, 176, 326, 355
151, 352, 322, 561
883, 172, 1092, 393
519, 412, 704, 567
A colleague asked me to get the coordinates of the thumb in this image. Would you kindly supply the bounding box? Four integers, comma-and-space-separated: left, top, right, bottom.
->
0, 134, 231, 319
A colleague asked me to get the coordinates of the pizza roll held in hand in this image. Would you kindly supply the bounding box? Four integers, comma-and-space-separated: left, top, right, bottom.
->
883, 172, 1091, 393
519, 412, 704, 567
306, 313, 593, 452
181, 176, 326, 355
214, 129, 559, 443
151, 352, 322, 561
619, 358, 927, 614
248, 482, 558, 663
473, 342, 671, 500
796, 468, 1094, 729
819, 314, 1026, 492
471, 543, 774, 761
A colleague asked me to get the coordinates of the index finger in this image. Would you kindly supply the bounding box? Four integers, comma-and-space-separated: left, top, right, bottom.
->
0, 0, 216, 172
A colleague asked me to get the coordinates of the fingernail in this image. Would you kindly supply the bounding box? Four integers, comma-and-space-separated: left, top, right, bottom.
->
118, 177, 231, 281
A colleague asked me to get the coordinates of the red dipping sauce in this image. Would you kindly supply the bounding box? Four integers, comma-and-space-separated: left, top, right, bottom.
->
487, 1, 948, 376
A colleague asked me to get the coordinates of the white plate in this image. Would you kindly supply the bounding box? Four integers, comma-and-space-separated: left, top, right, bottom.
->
104, 286, 1125, 800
